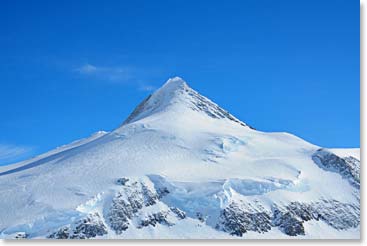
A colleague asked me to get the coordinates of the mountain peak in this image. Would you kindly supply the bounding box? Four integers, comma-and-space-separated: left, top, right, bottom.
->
152, 76, 189, 99
162, 76, 188, 90
121, 77, 248, 128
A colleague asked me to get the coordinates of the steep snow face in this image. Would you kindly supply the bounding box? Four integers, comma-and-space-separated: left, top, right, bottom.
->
122, 77, 248, 128
0, 77, 360, 239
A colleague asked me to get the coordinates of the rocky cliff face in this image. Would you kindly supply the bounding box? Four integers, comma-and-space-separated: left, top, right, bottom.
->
312, 149, 360, 188
44, 174, 359, 239
48, 213, 107, 239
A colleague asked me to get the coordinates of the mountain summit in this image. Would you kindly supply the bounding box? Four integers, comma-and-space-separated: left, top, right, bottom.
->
123, 77, 247, 127
0, 77, 360, 239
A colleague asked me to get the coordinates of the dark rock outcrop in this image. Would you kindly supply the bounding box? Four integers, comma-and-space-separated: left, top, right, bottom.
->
139, 211, 174, 228
13, 232, 28, 239
48, 176, 360, 239
116, 177, 129, 186
170, 207, 186, 219
272, 207, 305, 236
217, 199, 360, 237
217, 202, 272, 236
312, 149, 360, 188
107, 179, 161, 234
48, 213, 107, 239
314, 199, 360, 230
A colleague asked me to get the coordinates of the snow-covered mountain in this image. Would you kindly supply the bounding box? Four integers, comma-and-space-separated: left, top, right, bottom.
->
0, 77, 360, 239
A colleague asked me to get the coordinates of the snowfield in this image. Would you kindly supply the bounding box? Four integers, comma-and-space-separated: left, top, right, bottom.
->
0, 77, 360, 239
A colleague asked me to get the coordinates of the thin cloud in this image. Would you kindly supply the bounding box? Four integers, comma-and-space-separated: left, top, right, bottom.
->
138, 84, 156, 92
74, 64, 134, 83
0, 143, 33, 165
76, 64, 98, 74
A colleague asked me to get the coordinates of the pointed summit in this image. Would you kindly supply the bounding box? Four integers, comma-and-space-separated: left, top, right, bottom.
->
160, 76, 188, 91
150, 76, 190, 104
122, 77, 248, 128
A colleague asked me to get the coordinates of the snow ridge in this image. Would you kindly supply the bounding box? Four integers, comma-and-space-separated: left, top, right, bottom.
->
122, 77, 248, 128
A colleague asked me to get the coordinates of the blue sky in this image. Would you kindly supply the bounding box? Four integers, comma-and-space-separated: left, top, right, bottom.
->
0, 0, 359, 165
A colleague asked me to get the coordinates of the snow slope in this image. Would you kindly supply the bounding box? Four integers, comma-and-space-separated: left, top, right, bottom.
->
0, 77, 360, 239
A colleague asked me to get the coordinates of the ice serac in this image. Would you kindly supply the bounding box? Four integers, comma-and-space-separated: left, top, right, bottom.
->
0, 77, 360, 239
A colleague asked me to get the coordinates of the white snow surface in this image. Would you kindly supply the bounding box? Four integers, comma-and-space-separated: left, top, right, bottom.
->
328, 148, 360, 160
0, 77, 360, 239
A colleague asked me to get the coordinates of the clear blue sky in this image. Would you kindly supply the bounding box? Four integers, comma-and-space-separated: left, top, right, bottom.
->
0, 0, 360, 165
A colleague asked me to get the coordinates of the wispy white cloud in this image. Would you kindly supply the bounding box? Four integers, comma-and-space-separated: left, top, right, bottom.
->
138, 84, 156, 92
0, 144, 33, 165
76, 64, 98, 74
74, 64, 134, 83
73, 63, 164, 93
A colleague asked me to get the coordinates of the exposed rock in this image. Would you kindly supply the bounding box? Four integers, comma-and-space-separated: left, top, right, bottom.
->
170, 207, 186, 219
141, 184, 158, 206
139, 211, 174, 228
48, 213, 107, 239
196, 212, 206, 223
217, 199, 360, 237
272, 207, 305, 236
122, 95, 152, 125
285, 202, 317, 222
108, 193, 137, 234
217, 202, 272, 236
157, 187, 170, 198
116, 177, 129, 186
13, 232, 28, 239
107, 179, 161, 234
48, 227, 70, 239
49, 176, 360, 239
315, 199, 360, 230
70, 213, 107, 239
186, 89, 247, 127
312, 149, 360, 188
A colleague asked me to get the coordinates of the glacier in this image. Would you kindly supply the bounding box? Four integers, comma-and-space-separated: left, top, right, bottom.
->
0, 77, 360, 239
